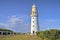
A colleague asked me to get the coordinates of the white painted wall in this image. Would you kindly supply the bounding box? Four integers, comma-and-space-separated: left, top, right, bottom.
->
31, 17, 38, 35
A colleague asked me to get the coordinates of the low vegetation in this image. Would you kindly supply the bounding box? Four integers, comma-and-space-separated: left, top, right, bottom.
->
0, 29, 60, 40
37, 29, 60, 40
0, 35, 40, 40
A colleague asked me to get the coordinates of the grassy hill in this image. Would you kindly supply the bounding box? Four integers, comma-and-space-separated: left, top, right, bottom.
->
0, 35, 41, 40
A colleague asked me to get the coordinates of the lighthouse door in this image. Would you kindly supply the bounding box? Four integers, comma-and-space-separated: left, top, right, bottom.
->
33, 31, 35, 34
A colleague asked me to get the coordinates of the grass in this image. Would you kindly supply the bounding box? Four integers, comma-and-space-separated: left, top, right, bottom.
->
0, 35, 41, 40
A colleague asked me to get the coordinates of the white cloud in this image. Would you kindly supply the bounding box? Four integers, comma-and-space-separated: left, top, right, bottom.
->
0, 23, 6, 28
0, 15, 30, 32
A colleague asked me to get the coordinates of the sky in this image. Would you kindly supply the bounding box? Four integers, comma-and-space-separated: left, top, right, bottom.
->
0, 0, 60, 33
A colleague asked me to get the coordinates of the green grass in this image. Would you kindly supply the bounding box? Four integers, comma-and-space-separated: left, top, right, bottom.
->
0, 35, 41, 40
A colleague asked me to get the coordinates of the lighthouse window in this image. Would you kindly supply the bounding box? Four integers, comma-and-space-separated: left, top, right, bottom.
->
33, 17, 34, 19
33, 21, 34, 23
33, 12, 34, 14
33, 25, 34, 27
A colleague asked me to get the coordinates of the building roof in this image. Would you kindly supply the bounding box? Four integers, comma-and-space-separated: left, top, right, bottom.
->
0, 28, 13, 32
32, 4, 36, 7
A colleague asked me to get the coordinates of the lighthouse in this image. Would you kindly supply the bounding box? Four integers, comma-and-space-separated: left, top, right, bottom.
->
30, 4, 39, 35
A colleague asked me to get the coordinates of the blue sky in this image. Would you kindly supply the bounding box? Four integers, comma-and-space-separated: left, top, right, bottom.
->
0, 0, 60, 32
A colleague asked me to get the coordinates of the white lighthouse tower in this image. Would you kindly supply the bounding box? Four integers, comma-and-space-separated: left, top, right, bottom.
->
30, 4, 39, 35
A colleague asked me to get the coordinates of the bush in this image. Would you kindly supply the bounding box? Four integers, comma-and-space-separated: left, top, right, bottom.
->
37, 29, 60, 40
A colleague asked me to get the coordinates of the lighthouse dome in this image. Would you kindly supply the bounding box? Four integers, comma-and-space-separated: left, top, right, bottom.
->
32, 4, 36, 7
